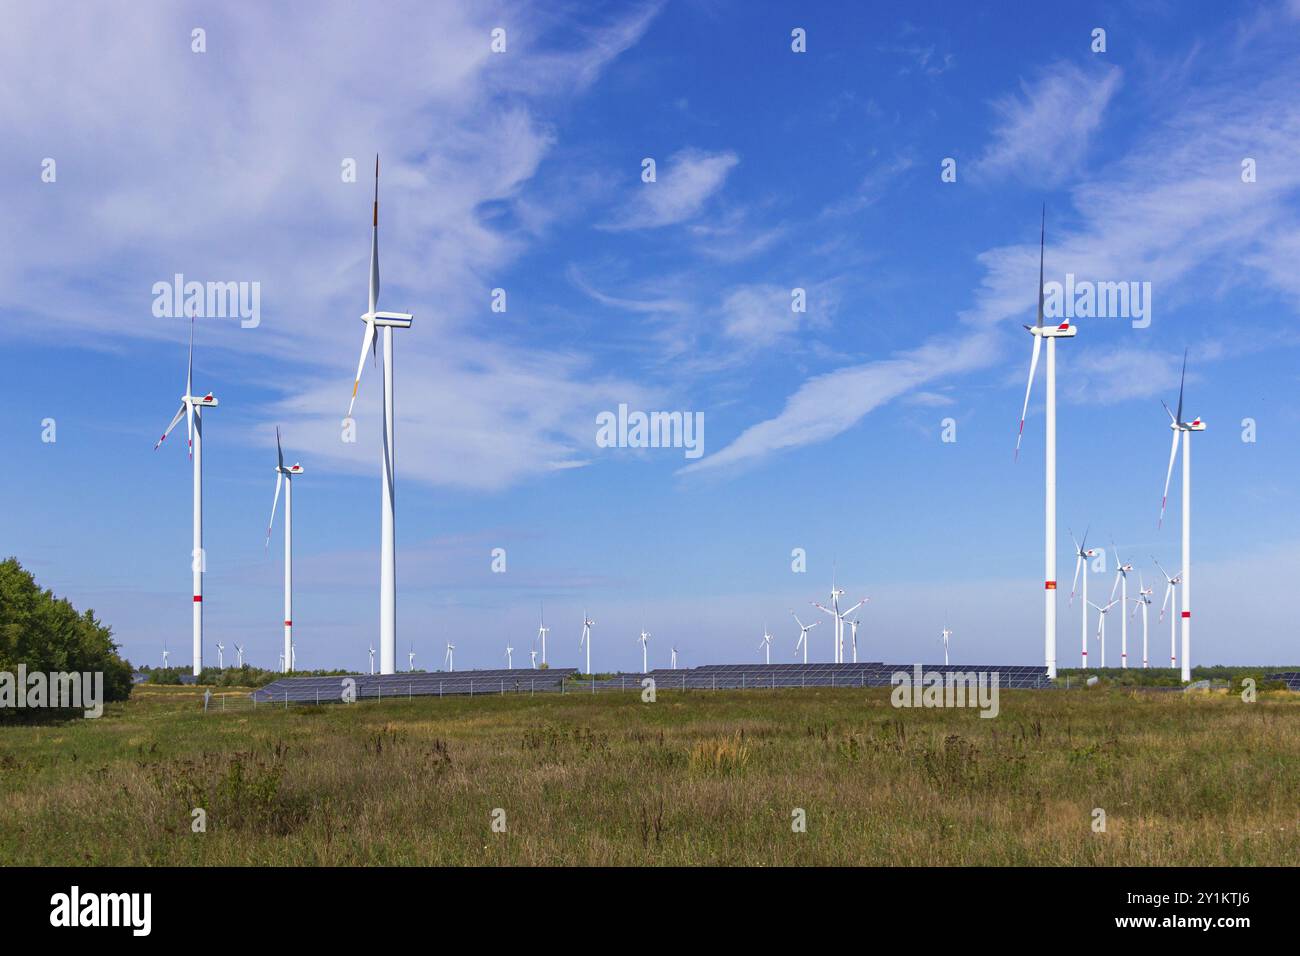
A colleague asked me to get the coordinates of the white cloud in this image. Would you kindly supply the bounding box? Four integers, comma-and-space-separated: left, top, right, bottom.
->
601, 148, 739, 230
974, 62, 1122, 186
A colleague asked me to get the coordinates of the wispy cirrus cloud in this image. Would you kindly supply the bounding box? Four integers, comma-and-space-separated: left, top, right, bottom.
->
600, 147, 739, 230
973, 61, 1122, 186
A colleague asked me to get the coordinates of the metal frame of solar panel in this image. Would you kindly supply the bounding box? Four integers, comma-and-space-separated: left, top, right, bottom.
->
252, 668, 578, 704
1265, 672, 1300, 691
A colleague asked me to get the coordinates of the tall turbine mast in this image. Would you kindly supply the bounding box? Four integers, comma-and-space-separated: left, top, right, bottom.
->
153, 317, 218, 676
1015, 208, 1076, 680
266, 427, 303, 674
1159, 349, 1204, 683
346, 156, 414, 675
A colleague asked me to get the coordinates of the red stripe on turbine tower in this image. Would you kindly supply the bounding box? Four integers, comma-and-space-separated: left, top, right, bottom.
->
1045, 581, 1056, 589
284, 620, 292, 626
1181, 611, 1191, 618
193, 595, 202, 602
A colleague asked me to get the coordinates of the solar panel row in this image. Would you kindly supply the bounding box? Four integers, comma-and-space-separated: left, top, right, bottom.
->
248, 661, 1050, 704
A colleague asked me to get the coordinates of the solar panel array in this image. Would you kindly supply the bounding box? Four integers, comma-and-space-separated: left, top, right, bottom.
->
252, 668, 577, 704
1265, 672, 1300, 691
247, 660, 1050, 705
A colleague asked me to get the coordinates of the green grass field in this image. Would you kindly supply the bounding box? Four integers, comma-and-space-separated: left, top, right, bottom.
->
2, 683, 1298, 865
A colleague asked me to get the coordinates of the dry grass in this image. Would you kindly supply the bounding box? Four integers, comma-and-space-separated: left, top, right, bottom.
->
1, 684, 1298, 865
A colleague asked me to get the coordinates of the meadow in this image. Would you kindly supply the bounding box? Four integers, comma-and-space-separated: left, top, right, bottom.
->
1, 682, 1298, 865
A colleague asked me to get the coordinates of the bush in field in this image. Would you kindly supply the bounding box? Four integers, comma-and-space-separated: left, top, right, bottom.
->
0, 557, 134, 715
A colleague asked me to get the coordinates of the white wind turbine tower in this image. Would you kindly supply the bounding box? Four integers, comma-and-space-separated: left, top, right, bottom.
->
265, 427, 304, 675
345, 156, 414, 676
1068, 530, 1098, 667
1130, 572, 1153, 669
791, 610, 819, 664
1089, 599, 1120, 668
407, 647, 415, 672
216, 643, 225, 669
161, 645, 170, 669
813, 581, 866, 664
1015, 208, 1077, 681
1109, 543, 1134, 668
153, 317, 219, 676
234, 643, 244, 668
579, 613, 594, 675
758, 627, 773, 665
1154, 558, 1182, 670
530, 649, 538, 669
637, 629, 651, 674
444, 643, 455, 672
670, 646, 678, 670
368, 644, 376, 675
278, 651, 285, 671
505, 645, 514, 670
536, 605, 550, 667
845, 619, 862, 663
1158, 349, 1204, 683
940, 625, 953, 666
290, 641, 297, 671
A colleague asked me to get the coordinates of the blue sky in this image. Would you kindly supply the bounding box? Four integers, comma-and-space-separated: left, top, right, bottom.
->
2, 1, 1298, 673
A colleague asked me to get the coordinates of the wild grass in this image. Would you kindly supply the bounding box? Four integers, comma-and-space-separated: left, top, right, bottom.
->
1, 683, 1298, 865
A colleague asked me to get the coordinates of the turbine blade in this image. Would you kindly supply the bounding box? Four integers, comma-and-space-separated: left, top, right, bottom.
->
276, 426, 284, 472
154, 403, 187, 450
185, 402, 194, 459
1175, 347, 1187, 424
1159, 428, 1179, 527
1036, 205, 1045, 328
1109, 571, 1121, 604
370, 155, 380, 315
1069, 554, 1083, 606
266, 472, 283, 548
347, 319, 377, 419
186, 316, 195, 396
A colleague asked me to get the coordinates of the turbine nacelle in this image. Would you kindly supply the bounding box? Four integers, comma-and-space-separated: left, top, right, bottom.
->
362, 310, 414, 329
184, 393, 219, 407
1023, 322, 1076, 338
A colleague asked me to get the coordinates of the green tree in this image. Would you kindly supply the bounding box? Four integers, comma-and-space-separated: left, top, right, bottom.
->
0, 557, 134, 716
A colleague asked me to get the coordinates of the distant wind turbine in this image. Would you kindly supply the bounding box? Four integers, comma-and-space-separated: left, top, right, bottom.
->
758, 626, 773, 665
1130, 572, 1153, 668
265, 427, 304, 674
1158, 349, 1204, 683
1069, 529, 1098, 668
791, 610, 819, 664
505, 645, 514, 670
368, 644, 376, 675
1109, 543, 1133, 669
234, 643, 244, 668
216, 642, 224, 669
1089, 599, 1120, 668
444, 643, 455, 672
637, 629, 651, 674
537, 604, 549, 666
579, 613, 594, 675
940, 625, 953, 666
1154, 558, 1182, 670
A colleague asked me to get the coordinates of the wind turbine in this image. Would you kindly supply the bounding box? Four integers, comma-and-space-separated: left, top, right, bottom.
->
845, 619, 862, 663
407, 646, 415, 672
153, 316, 219, 676
234, 643, 244, 668
161, 645, 170, 669
758, 627, 773, 665
940, 625, 953, 666
278, 651, 285, 672
444, 643, 455, 672
345, 156, 414, 676
1158, 349, 1204, 683
368, 644, 376, 675
265, 427, 304, 675
505, 645, 514, 670
637, 629, 650, 674
536, 605, 550, 667
1154, 558, 1182, 670
216, 642, 225, 669
791, 611, 819, 664
1089, 598, 1120, 668
1130, 572, 1153, 669
1109, 543, 1133, 669
579, 613, 594, 675
1069, 530, 1098, 667
290, 641, 296, 671
670, 646, 678, 670
1015, 208, 1076, 680
813, 583, 866, 664
530, 649, 538, 669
